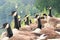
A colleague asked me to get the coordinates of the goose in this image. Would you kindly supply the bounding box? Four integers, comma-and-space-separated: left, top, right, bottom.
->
40, 14, 47, 26
0, 23, 22, 40
47, 16, 60, 29
20, 15, 32, 31
40, 22, 60, 39
48, 7, 53, 17
32, 15, 42, 34
29, 20, 38, 30
11, 11, 19, 30
25, 15, 29, 25
29, 14, 47, 30
29, 15, 41, 30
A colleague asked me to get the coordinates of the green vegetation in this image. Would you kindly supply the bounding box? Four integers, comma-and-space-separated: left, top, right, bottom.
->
35, 0, 60, 17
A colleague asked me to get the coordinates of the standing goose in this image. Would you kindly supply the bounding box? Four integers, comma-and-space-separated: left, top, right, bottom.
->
11, 11, 19, 30
48, 7, 53, 17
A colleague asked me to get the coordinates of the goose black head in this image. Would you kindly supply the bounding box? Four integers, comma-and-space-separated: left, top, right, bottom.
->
43, 14, 47, 17
25, 15, 27, 17
3, 23, 9, 29
24, 15, 28, 19
35, 14, 39, 18
42, 14, 47, 19
11, 11, 17, 17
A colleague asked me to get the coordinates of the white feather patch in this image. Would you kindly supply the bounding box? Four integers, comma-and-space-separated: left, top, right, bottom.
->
37, 34, 47, 40
55, 31, 60, 35
32, 28, 41, 34
5, 24, 9, 29
13, 12, 17, 17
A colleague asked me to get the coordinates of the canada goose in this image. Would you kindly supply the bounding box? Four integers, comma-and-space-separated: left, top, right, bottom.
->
37, 16, 42, 29
24, 15, 29, 25
47, 17, 60, 29
48, 7, 53, 17
0, 23, 20, 40
29, 14, 47, 31
32, 15, 42, 34
40, 23, 60, 39
29, 15, 40, 30
36, 14, 47, 27
11, 11, 19, 30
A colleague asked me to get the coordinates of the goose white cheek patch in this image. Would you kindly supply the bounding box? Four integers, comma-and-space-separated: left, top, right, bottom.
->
13, 12, 17, 17
5, 24, 9, 29
37, 16, 40, 19
49, 7, 52, 9
18, 19, 20, 21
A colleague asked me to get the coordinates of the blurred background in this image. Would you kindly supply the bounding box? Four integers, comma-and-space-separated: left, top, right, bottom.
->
0, 0, 60, 35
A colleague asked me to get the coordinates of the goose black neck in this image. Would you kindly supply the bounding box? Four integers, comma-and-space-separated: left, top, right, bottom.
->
14, 14, 19, 30
25, 17, 29, 25
37, 17, 42, 29
18, 20, 21, 28
49, 9, 52, 17
30, 20, 32, 24
7, 25, 13, 38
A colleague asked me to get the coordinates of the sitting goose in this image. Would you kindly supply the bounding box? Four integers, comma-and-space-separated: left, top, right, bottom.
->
32, 15, 42, 34
0, 23, 24, 40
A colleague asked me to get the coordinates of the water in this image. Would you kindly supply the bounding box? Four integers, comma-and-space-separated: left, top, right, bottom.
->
0, 29, 6, 35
